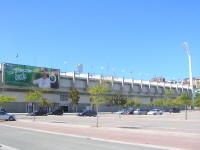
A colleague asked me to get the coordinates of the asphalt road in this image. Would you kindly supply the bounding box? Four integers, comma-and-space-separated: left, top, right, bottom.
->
0, 125, 166, 150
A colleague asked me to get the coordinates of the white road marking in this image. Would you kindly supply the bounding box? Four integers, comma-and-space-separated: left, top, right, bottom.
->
0, 124, 186, 150
0, 144, 20, 150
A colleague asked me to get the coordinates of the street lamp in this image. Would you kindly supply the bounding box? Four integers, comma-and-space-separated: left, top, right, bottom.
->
183, 42, 194, 107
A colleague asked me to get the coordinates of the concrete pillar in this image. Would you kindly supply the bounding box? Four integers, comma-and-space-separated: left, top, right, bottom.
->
72, 71, 75, 88
131, 78, 134, 91
176, 84, 178, 95
100, 75, 102, 84
146, 81, 150, 94
187, 85, 189, 94
86, 73, 89, 89
139, 80, 143, 93
111, 76, 114, 88
181, 83, 184, 92
148, 81, 152, 95
156, 82, 158, 90
87, 73, 89, 85
121, 77, 124, 91
155, 82, 159, 95
164, 82, 166, 91
149, 81, 151, 89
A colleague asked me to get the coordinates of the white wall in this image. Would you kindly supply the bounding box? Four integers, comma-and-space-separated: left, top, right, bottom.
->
79, 95, 90, 103
133, 85, 140, 92
150, 87, 156, 93
75, 80, 86, 88
1, 91, 60, 103
123, 84, 130, 92
2, 91, 26, 102
113, 83, 121, 91
142, 86, 148, 93
60, 79, 71, 88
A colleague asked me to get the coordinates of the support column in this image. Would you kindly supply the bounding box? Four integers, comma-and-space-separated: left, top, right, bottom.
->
111, 76, 114, 88
139, 80, 143, 94
176, 84, 178, 96
100, 75, 102, 84
121, 77, 124, 91
131, 78, 134, 92
86, 73, 89, 90
72, 71, 75, 88
187, 85, 190, 94
182, 83, 184, 92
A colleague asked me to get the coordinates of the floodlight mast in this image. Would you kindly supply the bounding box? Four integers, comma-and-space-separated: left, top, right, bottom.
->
183, 42, 194, 107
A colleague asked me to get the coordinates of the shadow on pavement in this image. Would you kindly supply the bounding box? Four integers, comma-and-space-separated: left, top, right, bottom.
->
118, 126, 140, 129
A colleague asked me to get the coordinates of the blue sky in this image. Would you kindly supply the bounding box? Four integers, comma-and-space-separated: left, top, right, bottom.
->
0, 0, 199, 80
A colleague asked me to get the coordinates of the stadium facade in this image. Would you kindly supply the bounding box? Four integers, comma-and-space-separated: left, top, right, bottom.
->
0, 63, 192, 113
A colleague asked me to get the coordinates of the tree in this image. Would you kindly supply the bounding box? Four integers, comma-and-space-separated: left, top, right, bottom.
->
69, 88, 80, 112
89, 83, 110, 127
39, 97, 49, 107
163, 90, 174, 107
177, 93, 191, 107
194, 95, 200, 108
146, 101, 154, 108
153, 99, 162, 107
48, 102, 55, 112
125, 98, 134, 108
173, 93, 192, 120
25, 90, 42, 112
162, 98, 171, 107
112, 92, 126, 109
172, 98, 183, 108
0, 95, 16, 110
104, 96, 115, 107
166, 90, 173, 97
133, 98, 142, 108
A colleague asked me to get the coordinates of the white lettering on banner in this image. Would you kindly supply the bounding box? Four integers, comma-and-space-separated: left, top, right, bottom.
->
15, 72, 27, 81
7, 69, 32, 75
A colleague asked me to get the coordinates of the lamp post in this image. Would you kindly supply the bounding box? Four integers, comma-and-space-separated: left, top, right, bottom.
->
183, 42, 194, 107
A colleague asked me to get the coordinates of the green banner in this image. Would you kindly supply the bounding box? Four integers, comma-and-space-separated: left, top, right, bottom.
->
4, 63, 59, 89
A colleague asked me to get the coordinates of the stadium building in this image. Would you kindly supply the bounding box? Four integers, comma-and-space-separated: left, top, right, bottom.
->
0, 63, 192, 113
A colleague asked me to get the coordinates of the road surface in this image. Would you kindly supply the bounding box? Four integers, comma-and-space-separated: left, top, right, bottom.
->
0, 125, 166, 150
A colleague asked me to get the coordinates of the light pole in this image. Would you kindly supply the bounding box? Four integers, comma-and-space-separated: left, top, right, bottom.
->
183, 42, 194, 107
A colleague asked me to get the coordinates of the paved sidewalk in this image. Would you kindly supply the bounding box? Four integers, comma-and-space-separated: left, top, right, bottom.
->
0, 120, 199, 150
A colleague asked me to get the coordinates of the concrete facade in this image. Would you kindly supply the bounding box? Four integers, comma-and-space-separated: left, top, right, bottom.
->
0, 71, 192, 113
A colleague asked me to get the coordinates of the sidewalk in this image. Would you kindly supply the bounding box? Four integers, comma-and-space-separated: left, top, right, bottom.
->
0, 120, 199, 150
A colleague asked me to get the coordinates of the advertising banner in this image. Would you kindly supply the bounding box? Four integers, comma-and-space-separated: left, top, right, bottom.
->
4, 63, 59, 89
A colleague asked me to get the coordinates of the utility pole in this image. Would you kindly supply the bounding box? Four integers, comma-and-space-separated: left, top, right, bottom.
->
184, 42, 194, 107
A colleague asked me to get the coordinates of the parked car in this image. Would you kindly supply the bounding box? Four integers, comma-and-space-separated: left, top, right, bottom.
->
147, 109, 163, 115
48, 109, 63, 115
134, 108, 148, 115
0, 108, 6, 113
115, 109, 126, 114
0, 111, 16, 121
163, 107, 170, 112
124, 108, 134, 115
29, 110, 47, 116
78, 110, 97, 117
169, 107, 180, 113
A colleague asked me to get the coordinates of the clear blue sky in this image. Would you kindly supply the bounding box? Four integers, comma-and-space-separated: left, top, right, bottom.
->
0, 0, 199, 80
